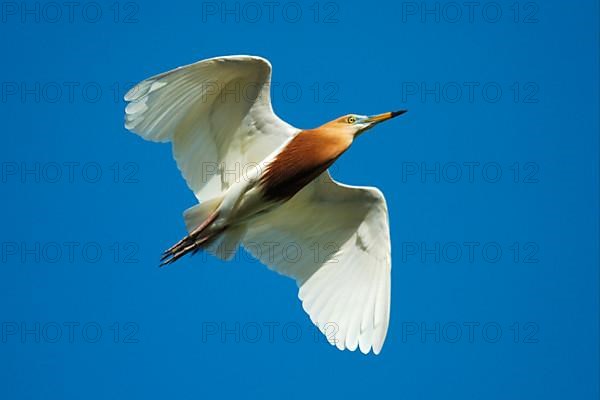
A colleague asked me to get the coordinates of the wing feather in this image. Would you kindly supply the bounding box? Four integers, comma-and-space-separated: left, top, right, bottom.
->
243, 172, 392, 354
124, 55, 298, 200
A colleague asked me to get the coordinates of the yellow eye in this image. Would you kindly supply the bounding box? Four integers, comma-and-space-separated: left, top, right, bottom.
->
347, 116, 356, 124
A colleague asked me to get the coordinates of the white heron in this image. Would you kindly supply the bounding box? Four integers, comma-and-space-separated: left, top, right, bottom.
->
124, 55, 406, 354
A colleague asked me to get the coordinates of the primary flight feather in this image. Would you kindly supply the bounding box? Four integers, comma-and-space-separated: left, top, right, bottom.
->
123, 55, 406, 354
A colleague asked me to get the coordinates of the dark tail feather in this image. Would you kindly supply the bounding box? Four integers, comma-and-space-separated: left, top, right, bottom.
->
160, 234, 215, 266
160, 210, 220, 266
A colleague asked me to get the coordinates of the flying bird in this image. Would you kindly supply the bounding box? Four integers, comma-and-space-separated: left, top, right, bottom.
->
123, 55, 406, 355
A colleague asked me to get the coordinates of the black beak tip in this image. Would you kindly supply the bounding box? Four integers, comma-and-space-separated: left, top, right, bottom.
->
391, 109, 408, 118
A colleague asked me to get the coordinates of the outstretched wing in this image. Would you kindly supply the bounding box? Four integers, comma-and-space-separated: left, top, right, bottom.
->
242, 172, 392, 354
124, 55, 298, 201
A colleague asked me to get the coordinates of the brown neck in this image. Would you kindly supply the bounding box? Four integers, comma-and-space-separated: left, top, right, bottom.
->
259, 129, 352, 201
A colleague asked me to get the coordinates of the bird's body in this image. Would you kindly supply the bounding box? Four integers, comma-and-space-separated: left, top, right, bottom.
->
124, 55, 405, 354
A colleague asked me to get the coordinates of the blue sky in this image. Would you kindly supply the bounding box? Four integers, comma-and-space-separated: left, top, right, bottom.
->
1, 0, 598, 398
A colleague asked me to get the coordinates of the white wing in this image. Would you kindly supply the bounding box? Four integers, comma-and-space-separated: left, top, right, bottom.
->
243, 172, 392, 354
124, 55, 298, 201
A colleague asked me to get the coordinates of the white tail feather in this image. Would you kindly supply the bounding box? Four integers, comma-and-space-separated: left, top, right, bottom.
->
183, 196, 224, 233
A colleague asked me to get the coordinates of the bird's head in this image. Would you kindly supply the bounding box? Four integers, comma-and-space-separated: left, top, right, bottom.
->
322, 110, 408, 138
